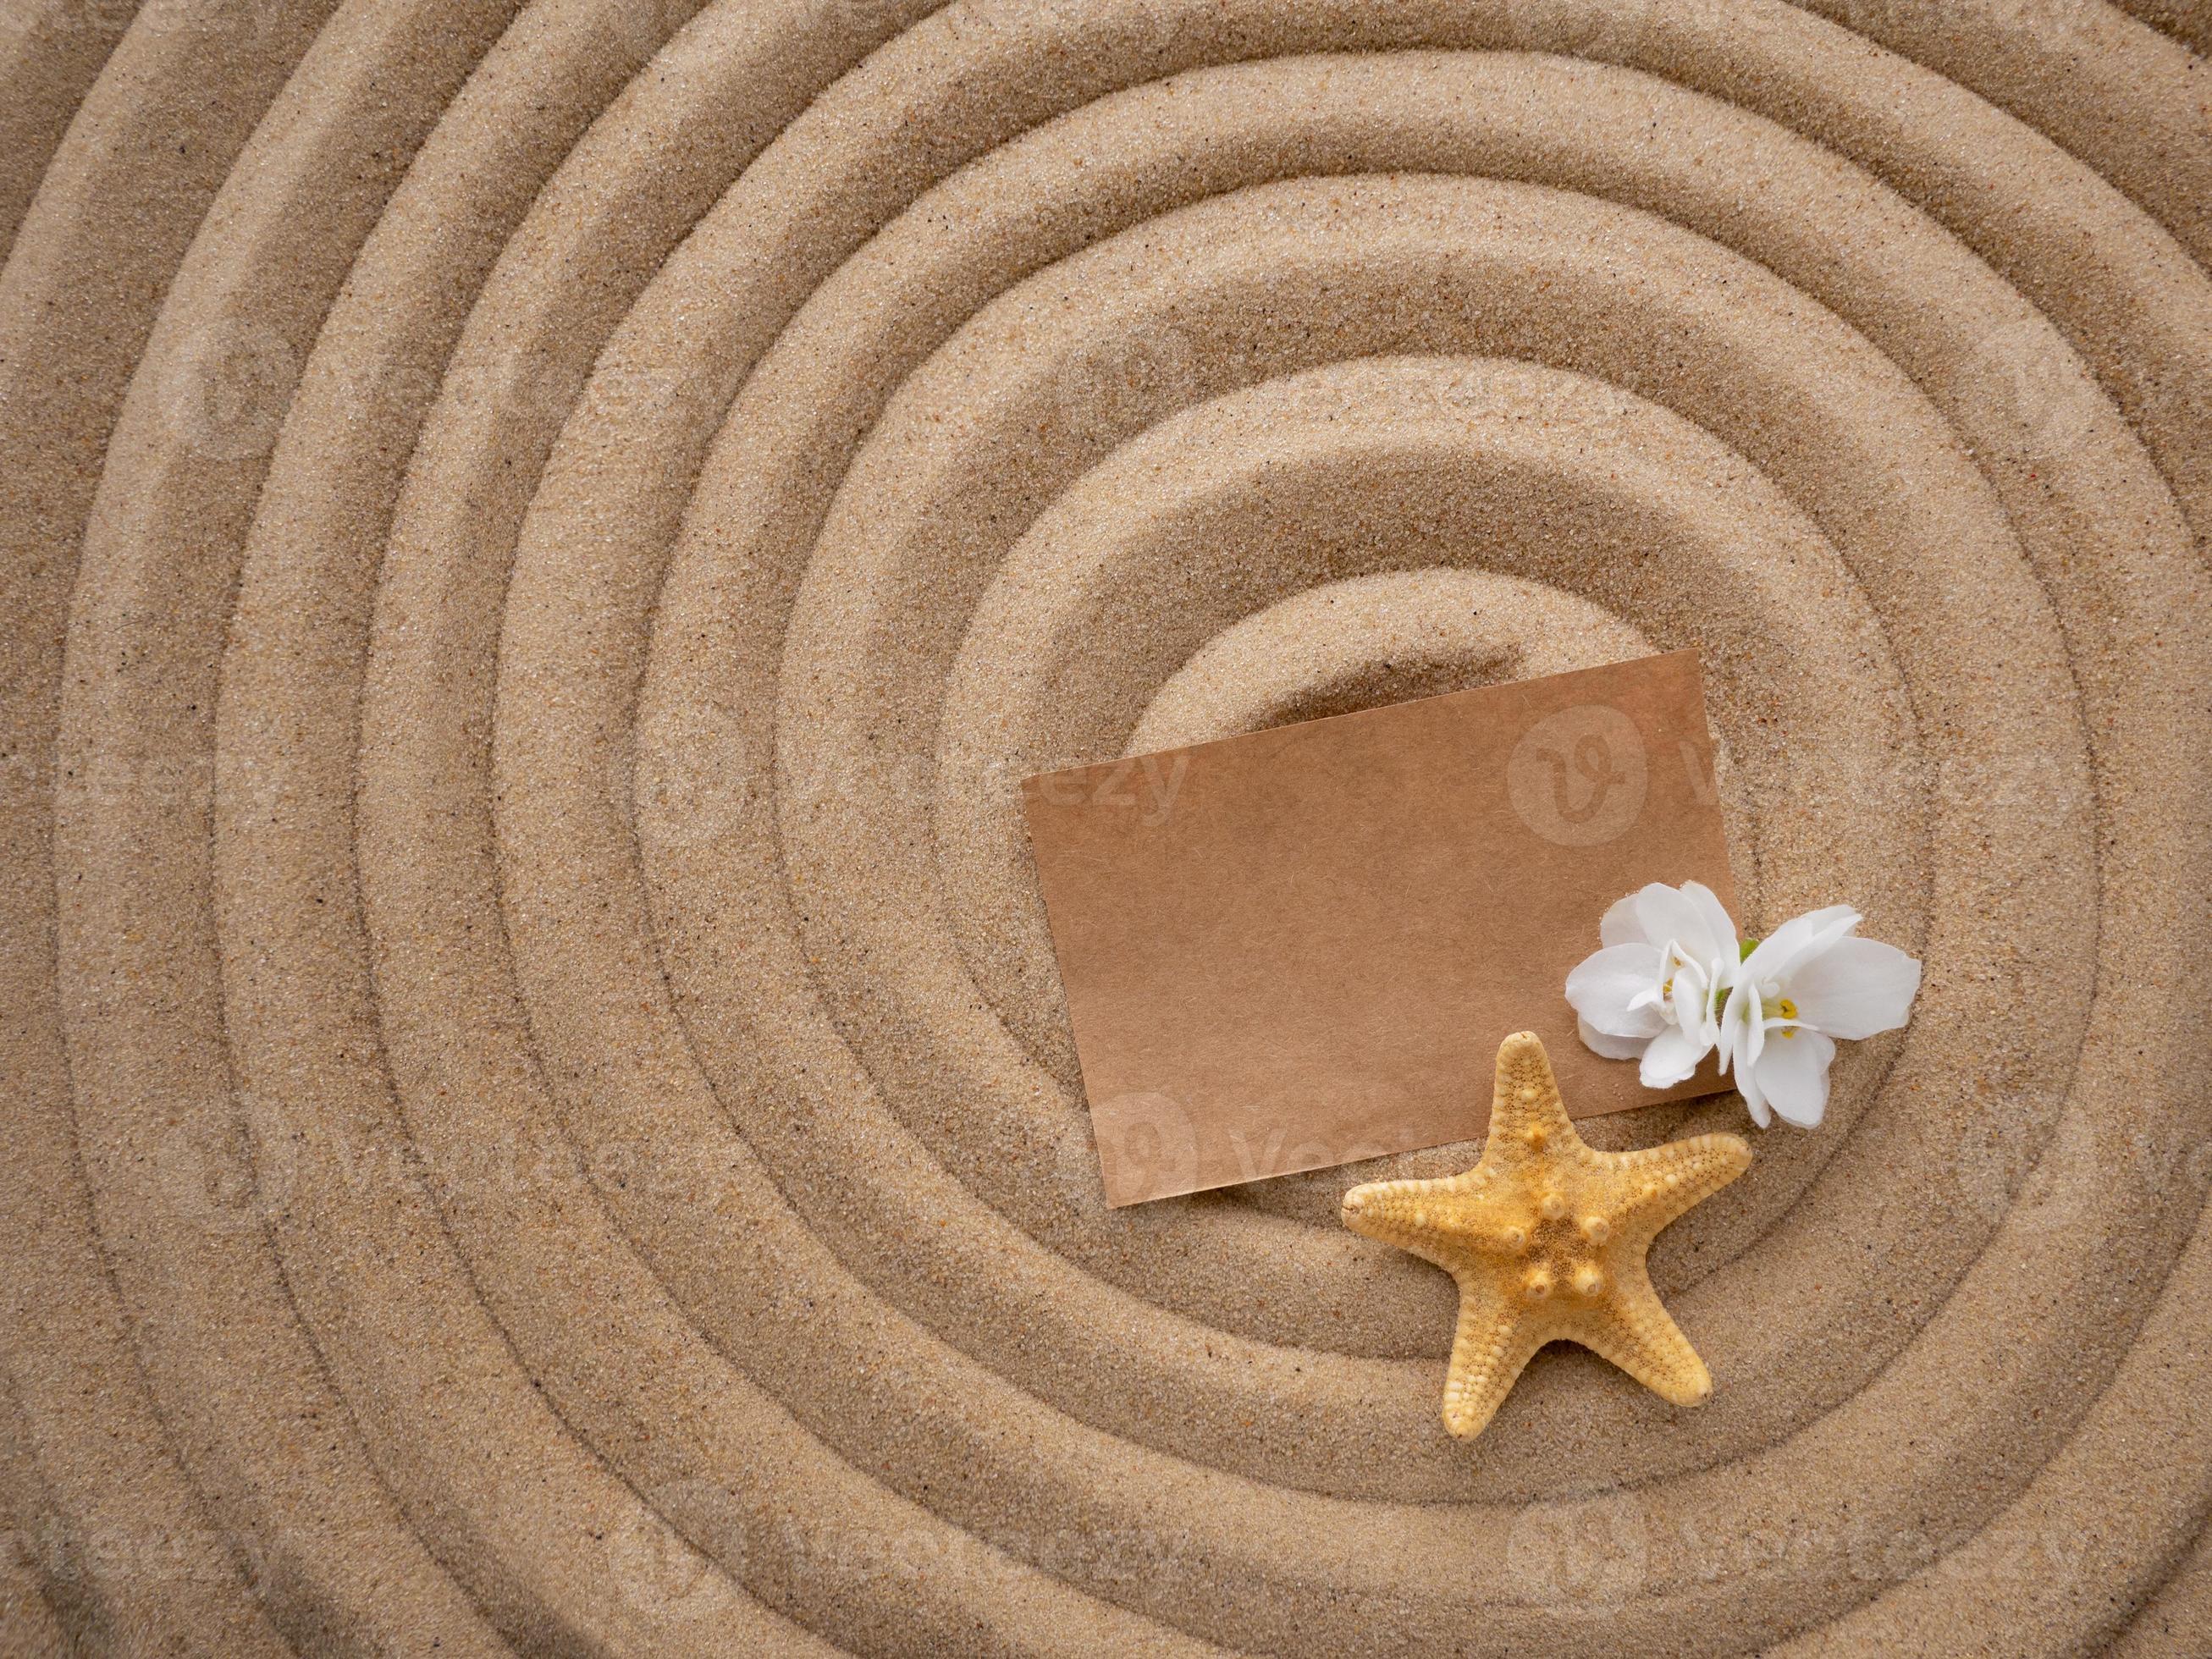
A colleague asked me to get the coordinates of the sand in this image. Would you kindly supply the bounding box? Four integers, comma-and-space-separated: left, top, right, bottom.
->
3, 2, 2209, 1654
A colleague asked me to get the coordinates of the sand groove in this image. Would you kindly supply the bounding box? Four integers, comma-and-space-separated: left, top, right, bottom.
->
3, 2, 2209, 1653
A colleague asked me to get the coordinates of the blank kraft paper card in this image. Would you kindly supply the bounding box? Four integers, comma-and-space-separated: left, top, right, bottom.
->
1023, 650, 1735, 1205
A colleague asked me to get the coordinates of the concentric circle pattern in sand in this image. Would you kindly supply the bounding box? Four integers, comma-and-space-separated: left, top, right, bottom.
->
3, 2, 2209, 1653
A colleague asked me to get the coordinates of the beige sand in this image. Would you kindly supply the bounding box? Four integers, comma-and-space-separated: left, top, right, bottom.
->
3, 2, 2209, 1654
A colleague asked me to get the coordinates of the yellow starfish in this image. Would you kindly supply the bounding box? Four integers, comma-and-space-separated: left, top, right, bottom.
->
1341, 1031, 1751, 1440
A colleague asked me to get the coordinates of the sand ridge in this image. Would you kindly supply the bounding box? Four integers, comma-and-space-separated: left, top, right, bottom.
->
3, 2, 2209, 1654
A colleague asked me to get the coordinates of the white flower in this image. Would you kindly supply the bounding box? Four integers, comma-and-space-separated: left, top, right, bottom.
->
1564, 880, 1742, 1090
1717, 907, 1920, 1129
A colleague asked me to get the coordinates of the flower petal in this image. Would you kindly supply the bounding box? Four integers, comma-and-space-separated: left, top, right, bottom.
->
1740, 1084, 1772, 1130
1788, 937, 1922, 1039
1639, 1023, 1707, 1089
1599, 891, 1647, 948
1578, 1017, 1650, 1061
1735, 1037, 1768, 1123
1715, 978, 1754, 1074
1747, 1028, 1837, 1127
1565, 944, 1667, 1038
1669, 961, 1713, 1044
1740, 904, 1860, 985
1636, 883, 1724, 965
1734, 993, 1767, 1074
1680, 881, 1741, 966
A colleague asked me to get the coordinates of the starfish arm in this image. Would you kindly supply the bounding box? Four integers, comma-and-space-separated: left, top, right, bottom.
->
1578, 1267, 1716, 1408
1342, 1174, 1510, 1265
1439, 1285, 1541, 1440
1613, 1133, 1753, 1235
1485, 1029, 1583, 1156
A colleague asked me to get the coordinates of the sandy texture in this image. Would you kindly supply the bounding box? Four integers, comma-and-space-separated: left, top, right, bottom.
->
3, 2, 2209, 1654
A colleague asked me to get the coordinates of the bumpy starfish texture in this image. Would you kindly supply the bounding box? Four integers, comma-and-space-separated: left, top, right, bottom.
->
1342, 1031, 1751, 1440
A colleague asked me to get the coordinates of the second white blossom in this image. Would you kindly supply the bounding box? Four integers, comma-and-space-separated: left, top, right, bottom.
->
1718, 907, 1920, 1128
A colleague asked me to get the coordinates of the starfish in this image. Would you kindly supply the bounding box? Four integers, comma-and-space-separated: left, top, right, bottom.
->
1341, 1031, 1751, 1440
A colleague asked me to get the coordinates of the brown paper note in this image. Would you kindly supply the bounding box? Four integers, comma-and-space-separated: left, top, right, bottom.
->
1022, 650, 1735, 1204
